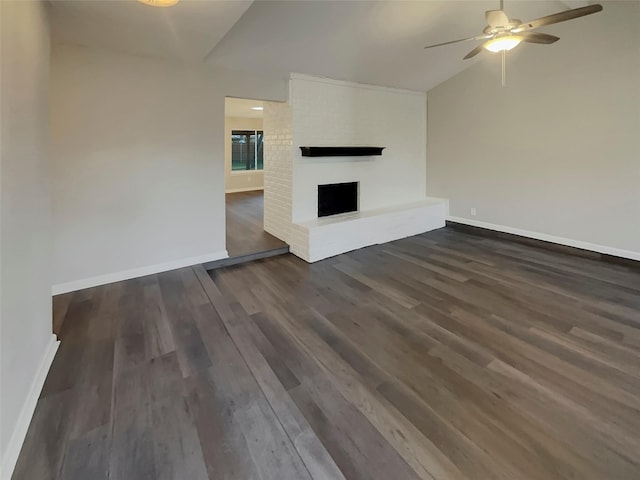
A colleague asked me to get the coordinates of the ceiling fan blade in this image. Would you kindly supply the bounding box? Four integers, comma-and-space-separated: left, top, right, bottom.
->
520, 32, 560, 44
463, 45, 484, 60
424, 34, 489, 49
486, 9, 510, 28
512, 4, 603, 33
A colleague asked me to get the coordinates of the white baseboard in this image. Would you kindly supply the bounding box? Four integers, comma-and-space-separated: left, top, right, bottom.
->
448, 216, 640, 262
52, 250, 229, 295
1, 334, 59, 480
225, 187, 264, 194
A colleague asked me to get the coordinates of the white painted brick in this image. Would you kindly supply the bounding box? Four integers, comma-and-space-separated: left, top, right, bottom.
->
263, 101, 293, 244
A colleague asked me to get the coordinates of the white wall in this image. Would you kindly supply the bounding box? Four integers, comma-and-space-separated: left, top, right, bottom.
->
0, 1, 58, 478
427, 1, 640, 259
291, 74, 427, 222
50, 44, 287, 293
225, 116, 264, 192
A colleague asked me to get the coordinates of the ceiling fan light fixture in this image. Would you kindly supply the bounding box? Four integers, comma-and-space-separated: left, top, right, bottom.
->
483, 35, 522, 52
137, 0, 179, 7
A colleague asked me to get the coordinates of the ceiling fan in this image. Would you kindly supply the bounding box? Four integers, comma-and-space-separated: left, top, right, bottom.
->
424, 1, 603, 84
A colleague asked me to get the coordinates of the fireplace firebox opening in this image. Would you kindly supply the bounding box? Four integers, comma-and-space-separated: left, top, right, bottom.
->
318, 182, 358, 217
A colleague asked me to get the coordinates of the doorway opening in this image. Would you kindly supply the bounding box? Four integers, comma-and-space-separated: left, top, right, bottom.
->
223, 97, 288, 263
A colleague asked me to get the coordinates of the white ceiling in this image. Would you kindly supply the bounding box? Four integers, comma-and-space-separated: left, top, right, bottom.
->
50, 0, 253, 62
225, 98, 264, 118
51, 0, 595, 91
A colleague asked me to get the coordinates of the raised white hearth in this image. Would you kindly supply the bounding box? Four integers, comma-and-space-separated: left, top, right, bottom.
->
290, 198, 447, 262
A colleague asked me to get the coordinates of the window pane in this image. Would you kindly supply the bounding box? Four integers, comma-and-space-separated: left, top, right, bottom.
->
256, 131, 264, 170
231, 134, 245, 170
249, 133, 256, 170
231, 130, 254, 171
231, 130, 263, 171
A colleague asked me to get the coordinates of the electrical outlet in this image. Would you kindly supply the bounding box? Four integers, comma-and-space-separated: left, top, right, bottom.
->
471, 207, 477, 216
247, 176, 252, 183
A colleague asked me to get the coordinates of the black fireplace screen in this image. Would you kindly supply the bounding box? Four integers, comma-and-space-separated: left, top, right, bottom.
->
318, 182, 358, 217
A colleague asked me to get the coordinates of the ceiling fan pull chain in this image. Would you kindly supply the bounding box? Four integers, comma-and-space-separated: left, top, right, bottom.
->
502, 50, 506, 87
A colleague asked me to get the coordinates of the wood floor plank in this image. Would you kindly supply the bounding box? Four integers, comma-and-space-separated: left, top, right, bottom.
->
12, 390, 77, 480
59, 425, 111, 480
150, 390, 208, 480
142, 281, 176, 360
157, 269, 212, 378
109, 362, 156, 480
226, 190, 287, 257
52, 292, 73, 336
199, 282, 346, 480
189, 273, 314, 480
185, 369, 263, 480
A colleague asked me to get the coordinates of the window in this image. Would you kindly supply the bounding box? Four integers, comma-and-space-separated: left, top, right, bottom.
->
231, 130, 263, 171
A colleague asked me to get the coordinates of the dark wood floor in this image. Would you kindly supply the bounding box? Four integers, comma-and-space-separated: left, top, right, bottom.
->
15, 228, 640, 479
226, 190, 286, 257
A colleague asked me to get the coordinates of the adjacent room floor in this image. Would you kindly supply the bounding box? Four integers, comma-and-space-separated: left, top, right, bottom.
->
14, 228, 640, 479
226, 190, 287, 258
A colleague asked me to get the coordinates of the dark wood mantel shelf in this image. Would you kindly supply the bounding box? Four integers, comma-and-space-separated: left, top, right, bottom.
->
299, 146, 385, 157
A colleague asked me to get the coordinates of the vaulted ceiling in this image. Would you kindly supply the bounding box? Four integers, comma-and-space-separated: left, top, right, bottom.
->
50, 0, 594, 91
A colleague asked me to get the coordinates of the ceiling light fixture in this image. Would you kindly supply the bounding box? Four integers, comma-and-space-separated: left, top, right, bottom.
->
483, 35, 522, 53
137, 0, 179, 7
251, 106, 264, 111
